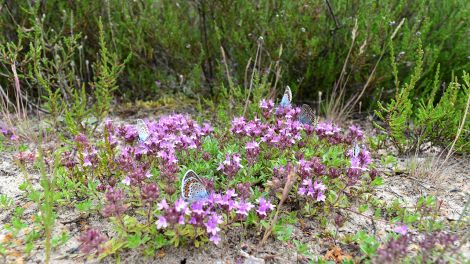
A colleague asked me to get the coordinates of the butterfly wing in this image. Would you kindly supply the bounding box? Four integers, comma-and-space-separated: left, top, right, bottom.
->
280, 86, 292, 107
136, 119, 149, 142
353, 143, 360, 157
182, 170, 208, 203
299, 104, 316, 125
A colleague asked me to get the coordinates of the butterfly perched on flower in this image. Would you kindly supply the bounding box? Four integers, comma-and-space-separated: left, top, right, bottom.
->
136, 119, 149, 142
181, 170, 209, 203
279, 86, 292, 107
353, 143, 360, 157
347, 143, 362, 158
299, 104, 317, 126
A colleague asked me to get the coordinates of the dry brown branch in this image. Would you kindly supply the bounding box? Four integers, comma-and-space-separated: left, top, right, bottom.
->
259, 169, 296, 246
243, 39, 262, 116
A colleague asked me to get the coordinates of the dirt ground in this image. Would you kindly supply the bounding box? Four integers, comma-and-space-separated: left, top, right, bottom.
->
0, 115, 469, 263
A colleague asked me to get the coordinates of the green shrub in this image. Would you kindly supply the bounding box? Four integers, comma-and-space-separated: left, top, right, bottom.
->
375, 41, 470, 153
1, 0, 468, 106
0, 6, 127, 135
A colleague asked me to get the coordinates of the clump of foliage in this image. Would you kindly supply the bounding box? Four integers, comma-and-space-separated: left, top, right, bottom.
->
0, 9, 128, 135
351, 194, 467, 263
375, 41, 470, 153
71, 102, 376, 259
354, 227, 462, 263
4, 100, 378, 261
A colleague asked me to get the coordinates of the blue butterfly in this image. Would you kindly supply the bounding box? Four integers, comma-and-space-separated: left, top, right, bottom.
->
181, 170, 209, 203
299, 104, 317, 126
351, 143, 362, 158
136, 119, 150, 142
279, 86, 292, 107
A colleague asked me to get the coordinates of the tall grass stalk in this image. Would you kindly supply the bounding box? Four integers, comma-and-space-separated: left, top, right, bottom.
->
37, 140, 56, 264
243, 39, 263, 116
324, 19, 358, 122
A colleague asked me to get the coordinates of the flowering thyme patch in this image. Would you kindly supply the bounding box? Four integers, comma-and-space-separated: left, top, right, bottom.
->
27, 100, 377, 256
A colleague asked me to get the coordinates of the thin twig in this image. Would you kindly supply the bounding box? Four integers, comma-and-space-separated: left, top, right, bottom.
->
244, 58, 252, 92
243, 40, 262, 116
220, 46, 234, 90
441, 76, 470, 164
344, 18, 405, 111
326, 19, 357, 121
259, 170, 296, 246
11, 63, 26, 120
271, 45, 283, 100
324, 0, 340, 31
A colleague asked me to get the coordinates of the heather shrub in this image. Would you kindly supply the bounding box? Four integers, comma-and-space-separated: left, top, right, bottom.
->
375, 42, 470, 153
1, 0, 468, 105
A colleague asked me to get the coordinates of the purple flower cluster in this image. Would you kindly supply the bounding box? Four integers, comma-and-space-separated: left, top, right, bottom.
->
217, 153, 242, 178
121, 164, 151, 186
236, 182, 251, 200
245, 141, 260, 165
155, 190, 274, 245
298, 178, 326, 202
118, 124, 139, 143
275, 104, 301, 120
376, 229, 459, 263
14, 150, 35, 164
227, 101, 373, 193
156, 199, 188, 229
82, 148, 99, 168
141, 183, 159, 203
259, 99, 275, 118
73, 133, 100, 169
315, 123, 365, 145
231, 117, 267, 138
297, 157, 326, 180
262, 120, 303, 150
315, 122, 342, 144
61, 150, 78, 169
230, 108, 304, 150
95, 115, 214, 189
79, 229, 107, 254
256, 197, 275, 218
1, 126, 18, 141
102, 188, 127, 217
347, 124, 364, 143
417, 231, 459, 263
75, 133, 90, 147
68, 101, 378, 252
419, 231, 458, 252
346, 145, 372, 186
393, 224, 408, 235
375, 235, 410, 263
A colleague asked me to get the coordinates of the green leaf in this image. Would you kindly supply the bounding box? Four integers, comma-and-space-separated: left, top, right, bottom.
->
275, 224, 294, 242
126, 234, 142, 249
12, 217, 28, 231
359, 204, 368, 213
404, 213, 419, 224
371, 177, 383, 186
155, 234, 168, 249
75, 199, 93, 212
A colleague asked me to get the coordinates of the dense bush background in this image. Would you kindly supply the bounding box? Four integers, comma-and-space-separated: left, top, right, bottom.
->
1, 0, 468, 106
